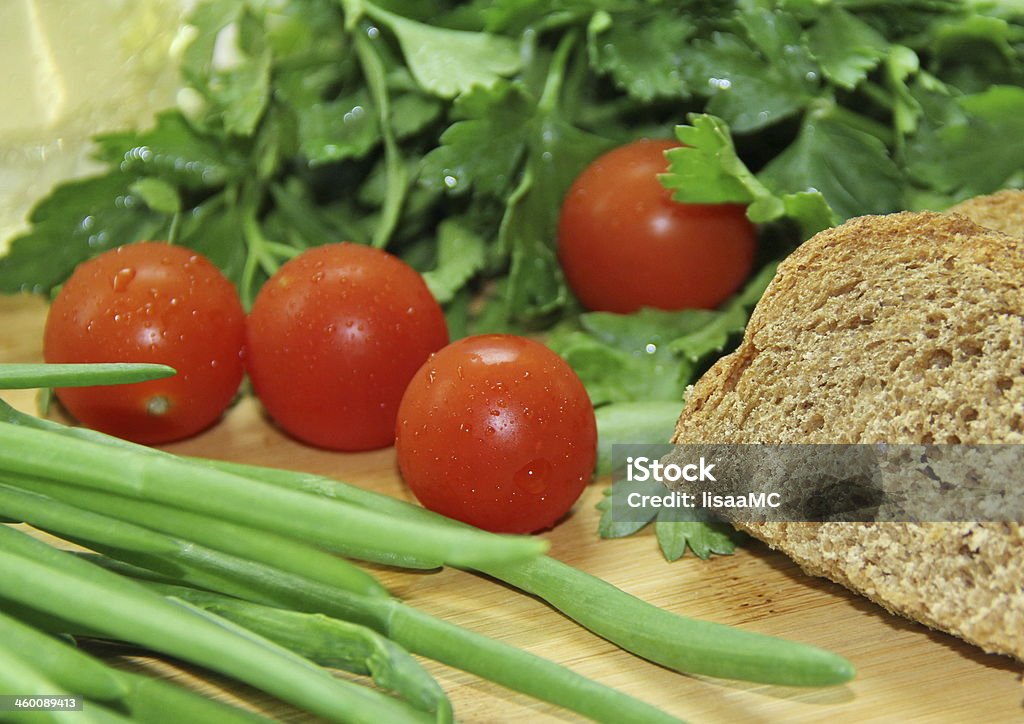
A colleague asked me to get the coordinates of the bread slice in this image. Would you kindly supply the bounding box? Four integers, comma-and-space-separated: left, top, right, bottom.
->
672, 211, 1024, 660
948, 189, 1024, 238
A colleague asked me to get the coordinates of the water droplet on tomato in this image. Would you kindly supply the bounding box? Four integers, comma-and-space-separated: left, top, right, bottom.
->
146, 396, 171, 416
112, 267, 136, 292
514, 458, 550, 495
137, 325, 160, 347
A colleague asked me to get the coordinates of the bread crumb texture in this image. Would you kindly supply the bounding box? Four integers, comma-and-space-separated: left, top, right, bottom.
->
673, 211, 1024, 660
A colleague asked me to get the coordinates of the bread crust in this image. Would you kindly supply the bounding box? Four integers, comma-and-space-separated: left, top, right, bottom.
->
673, 211, 1024, 660
948, 189, 1024, 239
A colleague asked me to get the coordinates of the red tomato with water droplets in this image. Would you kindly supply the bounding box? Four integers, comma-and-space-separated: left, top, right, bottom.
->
558, 138, 757, 313
245, 242, 448, 451
396, 335, 597, 533
43, 242, 246, 444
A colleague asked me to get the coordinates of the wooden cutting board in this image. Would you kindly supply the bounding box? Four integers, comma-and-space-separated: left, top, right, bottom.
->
2, 292, 1021, 723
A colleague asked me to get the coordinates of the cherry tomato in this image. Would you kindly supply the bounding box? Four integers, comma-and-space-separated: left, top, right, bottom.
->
43, 242, 246, 444
246, 242, 448, 451
558, 138, 757, 313
396, 334, 597, 534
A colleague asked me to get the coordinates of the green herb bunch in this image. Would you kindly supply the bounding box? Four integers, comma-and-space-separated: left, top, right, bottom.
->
4, 0, 1022, 312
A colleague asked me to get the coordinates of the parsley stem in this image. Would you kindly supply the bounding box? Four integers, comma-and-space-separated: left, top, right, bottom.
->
539, 30, 579, 113
263, 240, 302, 260
167, 211, 182, 245
860, 80, 896, 111
354, 29, 407, 249
239, 206, 281, 308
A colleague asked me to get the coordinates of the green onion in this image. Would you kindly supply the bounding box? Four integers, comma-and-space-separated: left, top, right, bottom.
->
0, 609, 266, 724
1, 386, 855, 687
0, 639, 128, 724
94, 553, 683, 724
0, 421, 546, 569
203, 459, 856, 687
138, 582, 452, 722
0, 363, 176, 389
4, 475, 387, 599
0, 526, 432, 724
0, 481, 681, 724
0, 610, 127, 703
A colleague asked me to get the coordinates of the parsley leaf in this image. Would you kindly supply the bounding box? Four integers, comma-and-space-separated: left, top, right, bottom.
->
419, 83, 534, 198
294, 90, 380, 166
369, 6, 521, 98
655, 517, 742, 561
130, 179, 182, 215
182, 3, 272, 136
662, 114, 838, 236
596, 477, 744, 561
906, 84, 1024, 199
669, 262, 777, 363
93, 112, 242, 189
688, 3, 818, 132
549, 265, 775, 407
0, 173, 164, 294
587, 9, 696, 101
758, 108, 905, 220
422, 219, 487, 304
807, 7, 889, 90
501, 116, 611, 321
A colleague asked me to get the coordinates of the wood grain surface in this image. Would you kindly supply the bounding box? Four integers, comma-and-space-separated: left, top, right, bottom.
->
2, 292, 1022, 723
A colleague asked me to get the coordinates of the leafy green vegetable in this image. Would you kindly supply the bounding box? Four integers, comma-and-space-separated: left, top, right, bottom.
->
593, 402, 683, 477
662, 115, 838, 237
3, 0, 1021, 309
574, 267, 773, 561
595, 478, 745, 561
586, 10, 695, 101
367, 6, 522, 99
549, 262, 776, 408
806, 7, 889, 91
690, 11, 818, 133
